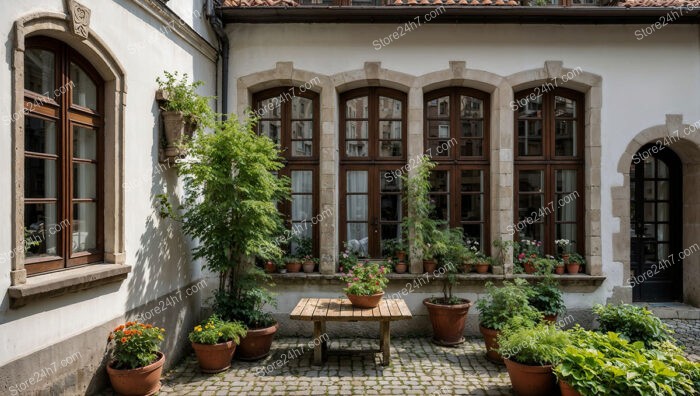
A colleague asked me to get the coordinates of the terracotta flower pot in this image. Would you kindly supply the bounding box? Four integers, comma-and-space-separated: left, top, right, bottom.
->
302, 261, 315, 273
479, 325, 503, 364
475, 263, 490, 274
395, 262, 407, 274
559, 380, 583, 396
543, 314, 557, 323
524, 261, 537, 274
504, 358, 557, 396
423, 298, 472, 346
347, 292, 384, 309
107, 352, 164, 396
566, 263, 580, 274
161, 111, 195, 158
236, 323, 279, 361
286, 261, 302, 273
562, 254, 570, 265
462, 263, 473, 273
264, 261, 276, 274
192, 341, 236, 373
396, 251, 406, 261
423, 259, 437, 273
554, 265, 565, 275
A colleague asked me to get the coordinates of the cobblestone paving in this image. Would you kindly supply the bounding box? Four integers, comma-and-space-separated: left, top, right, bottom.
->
100, 320, 698, 396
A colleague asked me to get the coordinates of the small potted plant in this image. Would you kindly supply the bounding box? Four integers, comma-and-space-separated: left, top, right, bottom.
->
462, 239, 479, 273
566, 253, 585, 274
476, 280, 541, 363
554, 259, 565, 275
285, 257, 302, 273
264, 260, 276, 274
106, 321, 166, 396
394, 259, 408, 274
277, 260, 287, 274
555, 239, 571, 264
341, 261, 389, 308
474, 253, 493, 274
498, 319, 569, 396
189, 315, 247, 373
528, 277, 566, 323
383, 238, 406, 262
302, 255, 317, 273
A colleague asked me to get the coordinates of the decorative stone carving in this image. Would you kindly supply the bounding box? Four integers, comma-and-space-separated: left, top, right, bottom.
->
67, 0, 91, 39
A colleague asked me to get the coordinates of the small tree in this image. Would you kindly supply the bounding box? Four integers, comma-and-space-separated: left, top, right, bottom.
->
401, 157, 441, 261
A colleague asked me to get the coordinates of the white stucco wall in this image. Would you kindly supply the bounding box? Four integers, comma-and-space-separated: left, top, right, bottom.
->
227, 22, 700, 308
0, 0, 217, 367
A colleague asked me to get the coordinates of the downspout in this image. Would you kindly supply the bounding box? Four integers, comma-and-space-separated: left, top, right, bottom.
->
207, 0, 229, 119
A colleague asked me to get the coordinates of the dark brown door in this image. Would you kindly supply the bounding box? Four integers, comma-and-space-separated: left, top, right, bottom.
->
630, 144, 683, 302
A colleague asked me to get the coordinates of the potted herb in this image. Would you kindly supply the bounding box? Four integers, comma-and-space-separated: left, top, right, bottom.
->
528, 277, 566, 322
423, 228, 473, 346
566, 253, 584, 274
278, 261, 287, 274
341, 261, 389, 308
498, 320, 569, 396
106, 322, 166, 396
158, 108, 289, 362
554, 259, 565, 275
475, 279, 541, 363
155, 71, 212, 160
555, 239, 571, 264
285, 257, 302, 273
189, 315, 247, 373
474, 253, 493, 274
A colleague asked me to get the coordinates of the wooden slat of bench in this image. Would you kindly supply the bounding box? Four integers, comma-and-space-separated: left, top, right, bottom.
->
387, 299, 402, 318
327, 298, 342, 318
395, 299, 413, 318
300, 298, 319, 320
290, 298, 309, 319
314, 298, 330, 317
378, 300, 391, 318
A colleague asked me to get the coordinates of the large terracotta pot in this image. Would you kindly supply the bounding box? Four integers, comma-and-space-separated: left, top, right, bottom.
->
559, 380, 583, 396
475, 263, 490, 274
286, 261, 302, 273
423, 298, 472, 346
107, 352, 164, 396
524, 261, 537, 274
566, 263, 580, 274
423, 259, 437, 273
479, 325, 503, 363
302, 261, 315, 273
504, 358, 557, 396
192, 341, 236, 373
237, 323, 279, 361
543, 314, 557, 323
161, 111, 195, 158
347, 292, 384, 309
395, 262, 407, 274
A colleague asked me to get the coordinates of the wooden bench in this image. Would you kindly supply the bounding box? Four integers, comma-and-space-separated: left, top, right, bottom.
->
290, 297, 412, 366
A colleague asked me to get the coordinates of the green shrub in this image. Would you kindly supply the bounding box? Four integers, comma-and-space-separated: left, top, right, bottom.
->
188, 315, 247, 345
497, 319, 570, 366
528, 278, 566, 317
593, 303, 674, 346
476, 279, 541, 330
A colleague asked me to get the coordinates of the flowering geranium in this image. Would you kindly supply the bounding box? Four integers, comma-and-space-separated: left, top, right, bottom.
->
341, 261, 389, 296
338, 243, 359, 273
188, 314, 247, 345
108, 321, 165, 369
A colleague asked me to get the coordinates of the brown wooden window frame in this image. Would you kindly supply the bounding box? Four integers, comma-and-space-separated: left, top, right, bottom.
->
339, 87, 407, 258
424, 88, 491, 253
253, 87, 320, 257
514, 88, 585, 256
23, 36, 105, 276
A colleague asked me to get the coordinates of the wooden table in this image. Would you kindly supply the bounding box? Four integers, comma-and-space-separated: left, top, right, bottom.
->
290, 298, 412, 366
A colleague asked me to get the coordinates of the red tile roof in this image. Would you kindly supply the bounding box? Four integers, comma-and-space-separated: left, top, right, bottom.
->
389, 0, 519, 5
221, 0, 700, 6
619, 0, 700, 6
222, 0, 299, 6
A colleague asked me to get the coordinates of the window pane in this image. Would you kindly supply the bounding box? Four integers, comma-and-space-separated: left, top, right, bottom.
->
657, 160, 669, 178
72, 202, 97, 253
291, 170, 313, 193
346, 141, 368, 157
519, 195, 545, 222
657, 203, 669, 221
347, 223, 369, 257
461, 170, 483, 192
259, 120, 281, 144
644, 181, 655, 200
658, 180, 669, 200
555, 120, 576, 156
73, 163, 97, 199
462, 224, 483, 245
427, 96, 449, 118
643, 203, 655, 223
346, 96, 368, 118
347, 171, 368, 193
379, 141, 402, 157
517, 95, 542, 118
518, 222, 544, 242
24, 203, 59, 257
24, 158, 57, 198
292, 195, 312, 221
257, 97, 282, 118
73, 126, 97, 160
427, 140, 451, 157
460, 139, 483, 157
519, 170, 544, 192
556, 195, 577, 221
292, 96, 313, 119
555, 170, 577, 192
555, 223, 577, 252
379, 121, 401, 140
379, 97, 402, 119
381, 172, 401, 192
460, 96, 483, 118
431, 194, 449, 221
25, 117, 57, 155
555, 96, 576, 118
381, 195, 401, 221
461, 120, 483, 137
346, 121, 368, 139
291, 141, 313, 157
347, 195, 368, 221
70, 63, 97, 111
291, 121, 313, 139
644, 158, 655, 178
430, 171, 449, 192
381, 225, 401, 250
428, 120, 450, 139
461, 195, 482, 221
518, 120, 543, 156
24, 49, 55, 94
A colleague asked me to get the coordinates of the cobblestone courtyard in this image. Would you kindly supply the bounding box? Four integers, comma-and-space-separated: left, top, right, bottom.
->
102, 320, 699, 396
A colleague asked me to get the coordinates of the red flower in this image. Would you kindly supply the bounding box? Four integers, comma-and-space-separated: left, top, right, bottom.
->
120, 337, 128, 343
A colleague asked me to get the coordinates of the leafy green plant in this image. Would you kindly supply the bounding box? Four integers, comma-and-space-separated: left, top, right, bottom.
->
497, 320, 570, 366
593, 303, 674, 347
108, 321, 165, 370
401, 157, 442, 260
341, 262, 389, 296
429, 227, 469, 305
188, 314, 247, 345
476, 279, 541, 330
338, 242, 360, 273
528, 277, 566, 317
568, 252, 585, 265
533, 257, 558, 275
382, 238, 405, 259
156, 71, 213, 127
291, 235, 313, 259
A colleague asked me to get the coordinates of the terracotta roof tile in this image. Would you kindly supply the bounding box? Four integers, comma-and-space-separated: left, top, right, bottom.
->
619, 0, 700, 6
389, 0, 519, 4
220, 0, 699, 7
222, 0, 299, 6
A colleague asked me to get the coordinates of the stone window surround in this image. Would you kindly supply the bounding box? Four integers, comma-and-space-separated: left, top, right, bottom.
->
238, 61, 602, 276
9, 13, 127, 296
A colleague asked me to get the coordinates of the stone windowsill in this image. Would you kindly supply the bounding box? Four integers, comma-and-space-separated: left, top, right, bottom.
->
8, 263, 131, 308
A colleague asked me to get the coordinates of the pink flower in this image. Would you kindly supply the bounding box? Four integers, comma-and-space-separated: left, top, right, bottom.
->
518, 253, 526, 259
347, 283, 351, 287
353, 277, 359, 281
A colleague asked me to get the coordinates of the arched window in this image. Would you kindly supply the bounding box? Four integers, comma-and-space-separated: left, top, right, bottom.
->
424, 88, 490, 249
514, 88, 584, 255
23, 37, 104, 275
340, 88, 407, 258
254, 88, 320, 256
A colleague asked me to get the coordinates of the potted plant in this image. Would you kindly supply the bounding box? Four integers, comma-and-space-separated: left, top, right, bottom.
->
285, 257, 302, 273
498, 319, 569, 396
566, 253, 584, 274
302, 255, 318, 273
475, 279, 541, 363
342, 261, 389, 308
189, 315, 247, 373
277, 260, 287, 274
264, 260, 276, 274
394, 260, 408, 274
461, 239, 480, 273
554, 259, 565, 275
383, 238, 406, 262
474, 253, 493, 274
528, 277, 566, 322
157, 109, 289, 362
106, 322, 166, 396
555, 239, 571, 264
155, 71, 212, 160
